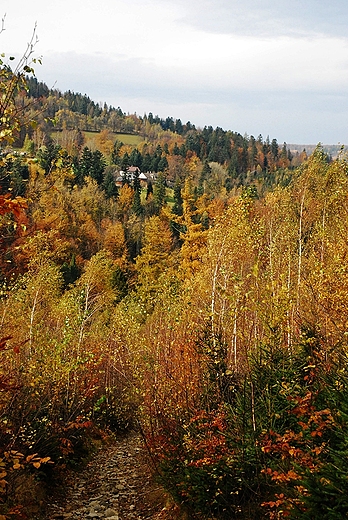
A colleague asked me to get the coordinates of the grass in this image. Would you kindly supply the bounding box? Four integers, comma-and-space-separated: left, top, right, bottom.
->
51, 130, 144, 147
113, 133, 144, 146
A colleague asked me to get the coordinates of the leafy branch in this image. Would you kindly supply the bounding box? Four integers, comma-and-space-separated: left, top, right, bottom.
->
0, 17, 41, 144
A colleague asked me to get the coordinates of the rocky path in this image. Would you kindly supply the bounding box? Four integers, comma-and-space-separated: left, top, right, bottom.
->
45, 432, 176, 520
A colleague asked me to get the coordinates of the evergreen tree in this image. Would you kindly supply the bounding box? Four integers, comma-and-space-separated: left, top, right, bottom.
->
142, 153, 152, 173
111, 265, 129, 302
129, 148, 142, 169
37, 141, 61, 175
228, 148, 239, 178
158, 155, 168, 172
112, 140, 123, 165
271, 138, 279, 160
249, 135, 258, 170
198, 160, 212, 194
120, 152, 130, 177
151, 154, 160, 173
76, 146, 93, 184
175, 118, 183, 135
146, 181, 153, 200
173, 143, 181, 156
0, 156, 29, 196
172, 179, 183, 216
102, 169, 118, 199
61, 254, 80, 287
74, 147, 106, 186
154, 172, 166, 212
90, 150, 106, 185
132, 169, 143, 216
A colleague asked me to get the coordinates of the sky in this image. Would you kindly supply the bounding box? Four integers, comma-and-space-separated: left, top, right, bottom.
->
1, 0, 348, 144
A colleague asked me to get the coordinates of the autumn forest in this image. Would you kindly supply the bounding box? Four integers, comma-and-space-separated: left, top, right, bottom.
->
1, 44, 348, 520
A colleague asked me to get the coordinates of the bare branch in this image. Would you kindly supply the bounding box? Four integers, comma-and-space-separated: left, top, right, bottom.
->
0, 14, 6, 36
14, 22, 40, 76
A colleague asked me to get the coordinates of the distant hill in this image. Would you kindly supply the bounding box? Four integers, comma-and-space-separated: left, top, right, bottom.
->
289, 144, 345, 158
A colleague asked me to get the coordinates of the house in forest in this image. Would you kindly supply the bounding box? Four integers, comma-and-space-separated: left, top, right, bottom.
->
115, 166, 153, 187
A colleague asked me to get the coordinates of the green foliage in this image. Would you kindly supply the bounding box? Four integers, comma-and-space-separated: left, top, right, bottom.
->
37, 141, 61, 175
0, 154, 29, 196
111, 265, 129, 302
172, 178, 183, 216
286, 359, 348, 519
102, 168, 118, 199
132, 169, 143, 216
153, 171, 166, 211
60, 254, 80, 287
153, 409, 255, 519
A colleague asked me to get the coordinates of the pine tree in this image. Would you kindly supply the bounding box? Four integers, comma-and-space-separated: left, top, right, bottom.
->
154, 172, 166, 212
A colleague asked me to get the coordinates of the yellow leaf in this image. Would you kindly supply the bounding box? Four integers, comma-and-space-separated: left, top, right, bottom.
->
33, 462, 41, 469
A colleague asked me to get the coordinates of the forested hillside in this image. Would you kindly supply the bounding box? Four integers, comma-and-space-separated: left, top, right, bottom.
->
1, 49, 348, 520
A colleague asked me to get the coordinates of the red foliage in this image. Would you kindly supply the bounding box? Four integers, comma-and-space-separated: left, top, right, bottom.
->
0, 195, 27, 219
260, 391, 334, 517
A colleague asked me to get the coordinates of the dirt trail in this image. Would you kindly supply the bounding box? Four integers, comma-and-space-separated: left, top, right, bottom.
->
44, 432, 178, 520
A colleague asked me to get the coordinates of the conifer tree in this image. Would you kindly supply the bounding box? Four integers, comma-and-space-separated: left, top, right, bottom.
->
90, 149, 106, 185
198, 160, 212, 195
146, 181, 153, 200
172, 178, 183, 216
132, 169, 143, 216
111, 139, 123, 165
102, 169, 118, 199
153, 172, 166, 212
76, 146, 93, 184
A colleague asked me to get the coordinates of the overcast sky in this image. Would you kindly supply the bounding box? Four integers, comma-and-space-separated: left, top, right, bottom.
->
1, 0, 348, 144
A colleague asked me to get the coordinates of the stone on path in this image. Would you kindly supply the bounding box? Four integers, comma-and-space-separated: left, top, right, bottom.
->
45, 432, 168, 520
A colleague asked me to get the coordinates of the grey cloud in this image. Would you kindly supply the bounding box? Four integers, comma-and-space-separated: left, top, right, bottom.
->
42, 50, 348, 106
38, 50, 348, 144
170, 0, 348, 38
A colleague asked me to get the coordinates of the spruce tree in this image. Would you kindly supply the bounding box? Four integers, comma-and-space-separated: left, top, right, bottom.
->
132, 169, 143, 215
154, 172, 166, 212
102, 169, 118, 199
172, 179, 183, 216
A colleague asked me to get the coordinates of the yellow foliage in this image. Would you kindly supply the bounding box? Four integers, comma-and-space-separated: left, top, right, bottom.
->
102, 219, 128, 264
